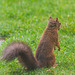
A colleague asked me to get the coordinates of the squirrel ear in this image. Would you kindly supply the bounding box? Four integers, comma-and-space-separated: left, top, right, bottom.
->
56, 18, 58, 21
49, 16, 52, 19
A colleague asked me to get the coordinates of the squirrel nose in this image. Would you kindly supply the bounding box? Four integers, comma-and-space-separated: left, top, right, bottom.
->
59, 22, 61, 25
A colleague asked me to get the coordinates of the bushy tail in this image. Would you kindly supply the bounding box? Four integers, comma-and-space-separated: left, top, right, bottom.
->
2, 42, 39, 70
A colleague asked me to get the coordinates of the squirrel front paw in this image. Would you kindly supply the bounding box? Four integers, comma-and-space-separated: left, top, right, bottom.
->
54, 46, 56, 50
58, 47, 60, 51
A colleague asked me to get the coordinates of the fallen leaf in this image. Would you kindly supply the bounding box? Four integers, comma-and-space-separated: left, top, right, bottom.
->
46, 70, 51, 72
53, 64, 58, 68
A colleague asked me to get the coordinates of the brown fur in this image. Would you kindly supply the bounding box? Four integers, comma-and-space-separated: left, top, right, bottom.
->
35, 17, 61, 67
2, 17, 61, 70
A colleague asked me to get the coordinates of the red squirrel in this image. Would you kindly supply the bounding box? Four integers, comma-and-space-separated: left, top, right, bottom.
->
2, 17, 61, 70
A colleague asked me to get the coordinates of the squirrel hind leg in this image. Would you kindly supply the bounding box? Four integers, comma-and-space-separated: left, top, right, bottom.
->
47, 61, 55, 67
46, 57, 55, 67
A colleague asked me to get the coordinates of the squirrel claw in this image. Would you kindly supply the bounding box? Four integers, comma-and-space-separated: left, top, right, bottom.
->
58, 47, 60, 51
54, 47, 56, 50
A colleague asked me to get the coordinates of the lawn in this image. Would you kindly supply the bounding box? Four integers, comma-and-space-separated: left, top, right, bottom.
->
0, 0, 75, 75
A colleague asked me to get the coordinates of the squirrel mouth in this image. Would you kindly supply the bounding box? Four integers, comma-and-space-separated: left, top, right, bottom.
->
58, 27, 61, 30
58, 25, 61, 30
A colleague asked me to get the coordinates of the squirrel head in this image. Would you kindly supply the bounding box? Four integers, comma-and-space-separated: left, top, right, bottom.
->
47, 17, 61, 30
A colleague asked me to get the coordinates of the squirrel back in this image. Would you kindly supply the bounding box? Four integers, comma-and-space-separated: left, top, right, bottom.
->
1, 17, 61, 70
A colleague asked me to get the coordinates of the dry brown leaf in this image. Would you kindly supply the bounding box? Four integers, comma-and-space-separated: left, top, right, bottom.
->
53, 64, 58, 68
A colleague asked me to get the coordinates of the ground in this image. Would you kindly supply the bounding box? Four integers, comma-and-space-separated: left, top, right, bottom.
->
0, 0, 75, 75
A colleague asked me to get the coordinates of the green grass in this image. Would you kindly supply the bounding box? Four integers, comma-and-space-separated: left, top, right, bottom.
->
0, 0, 75, 75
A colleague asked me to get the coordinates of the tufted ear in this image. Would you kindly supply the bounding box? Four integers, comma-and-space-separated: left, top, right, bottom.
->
49, 16, 52, 19
56, 18, 58, 21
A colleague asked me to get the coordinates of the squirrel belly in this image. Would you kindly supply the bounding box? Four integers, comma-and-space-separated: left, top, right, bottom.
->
2, 17, 61, 70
